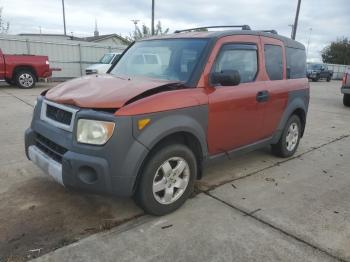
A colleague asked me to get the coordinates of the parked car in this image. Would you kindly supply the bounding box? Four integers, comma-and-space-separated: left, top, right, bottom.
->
0, 48, 52, 88
85, 52, 122, 75
341, 68, 350, 107
25, 25, 309, 215
307, 63, 333, 82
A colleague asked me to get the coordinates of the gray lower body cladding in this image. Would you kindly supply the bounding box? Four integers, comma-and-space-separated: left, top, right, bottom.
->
25, 96, 149, 197
271, 88, 310, 144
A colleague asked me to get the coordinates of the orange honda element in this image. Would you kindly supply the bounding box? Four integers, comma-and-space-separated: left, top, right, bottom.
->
25, 25, 309, 215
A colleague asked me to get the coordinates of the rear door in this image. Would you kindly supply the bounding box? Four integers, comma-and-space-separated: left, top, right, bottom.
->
260, 36, 289, 137
205, 35, 267, 154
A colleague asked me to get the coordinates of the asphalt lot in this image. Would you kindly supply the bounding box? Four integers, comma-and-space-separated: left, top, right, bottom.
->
0, 80, 349, 261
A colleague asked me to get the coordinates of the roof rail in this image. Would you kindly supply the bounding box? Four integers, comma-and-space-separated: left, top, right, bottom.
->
174, 25, 251, 33
261, 30, 278, 34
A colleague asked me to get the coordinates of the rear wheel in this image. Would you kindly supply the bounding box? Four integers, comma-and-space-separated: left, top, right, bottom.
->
327, 76, 331, 82
135, 143, 197, 216
271, 115, 302, 158
344, 94, 350, 107
15, 70, 36, 89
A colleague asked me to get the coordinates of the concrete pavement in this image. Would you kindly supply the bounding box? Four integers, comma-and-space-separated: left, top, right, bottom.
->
34, 136, 350, 262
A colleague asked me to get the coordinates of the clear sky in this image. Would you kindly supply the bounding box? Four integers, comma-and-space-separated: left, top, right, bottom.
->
0, 0, 349, 62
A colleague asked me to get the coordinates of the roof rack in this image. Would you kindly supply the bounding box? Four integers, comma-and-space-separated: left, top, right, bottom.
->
261, 30, 278, 34
174, 25, 251, 33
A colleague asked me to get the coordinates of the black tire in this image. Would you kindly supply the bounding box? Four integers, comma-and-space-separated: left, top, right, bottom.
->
271, 115, 302, 158
5, 78, 14, 85
15, 70, 36, 89
326, 76, 331, 82
344, 94, 350, 107
135, 143, 197, 216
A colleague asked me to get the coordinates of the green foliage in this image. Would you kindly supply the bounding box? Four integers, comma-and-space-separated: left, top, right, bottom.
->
321, 38, 350, 65
126, 21, 169, 43
0, 7, 10, 34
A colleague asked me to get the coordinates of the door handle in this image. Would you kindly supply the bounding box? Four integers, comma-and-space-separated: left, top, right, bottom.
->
256, 90, 269, 102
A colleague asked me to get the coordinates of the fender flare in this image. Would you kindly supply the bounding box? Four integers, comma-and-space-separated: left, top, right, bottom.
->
272, 96, 308, 144
134, 113, 208, 158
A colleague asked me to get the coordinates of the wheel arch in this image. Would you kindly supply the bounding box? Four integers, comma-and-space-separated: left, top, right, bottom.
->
272, 92, 309, 143
292, 107, 306, 136
131, 108, 209, 192
133, 130, 207, 192
13, 65, 38, 80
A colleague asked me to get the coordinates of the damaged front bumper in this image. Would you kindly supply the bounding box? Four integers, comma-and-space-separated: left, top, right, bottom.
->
25, 96, 149, 197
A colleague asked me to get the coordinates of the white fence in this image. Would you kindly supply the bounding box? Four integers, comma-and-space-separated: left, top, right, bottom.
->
0, 35, 126, 78
326, 64, 349, 80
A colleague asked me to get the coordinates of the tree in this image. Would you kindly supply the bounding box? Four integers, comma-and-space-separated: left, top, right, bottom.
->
126, 21, 169, 43
0, 7, 10, 34
321, 38, 350, 65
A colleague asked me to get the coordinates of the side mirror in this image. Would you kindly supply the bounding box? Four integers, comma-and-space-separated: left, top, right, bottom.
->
210, 70, 241, 86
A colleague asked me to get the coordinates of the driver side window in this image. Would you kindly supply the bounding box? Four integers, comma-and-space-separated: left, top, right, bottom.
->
213, 44, 258, 83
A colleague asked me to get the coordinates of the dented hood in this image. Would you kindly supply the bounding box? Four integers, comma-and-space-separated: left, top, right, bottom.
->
46, 74, 178, 108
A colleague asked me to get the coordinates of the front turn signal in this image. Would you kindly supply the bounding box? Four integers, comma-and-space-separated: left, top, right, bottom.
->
138, 118, 151, 130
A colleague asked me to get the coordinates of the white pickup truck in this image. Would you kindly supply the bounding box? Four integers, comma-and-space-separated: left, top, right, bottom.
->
85, 52, 122, 75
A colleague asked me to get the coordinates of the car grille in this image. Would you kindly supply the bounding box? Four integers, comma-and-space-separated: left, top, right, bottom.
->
46, 104, 72, 125
35, 133, 68, 163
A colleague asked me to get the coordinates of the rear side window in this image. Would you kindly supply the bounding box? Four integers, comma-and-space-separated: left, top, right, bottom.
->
213, 44, 258, 83
286, 47, 306, 79
264, 44, 283, 80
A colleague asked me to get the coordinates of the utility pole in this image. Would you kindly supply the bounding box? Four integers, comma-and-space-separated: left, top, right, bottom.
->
62, 0, 67, 36
292, 0, 301, 40
151, 0, 155, 35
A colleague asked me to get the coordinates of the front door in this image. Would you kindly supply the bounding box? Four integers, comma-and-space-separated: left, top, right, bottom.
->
205, 35, 267, 155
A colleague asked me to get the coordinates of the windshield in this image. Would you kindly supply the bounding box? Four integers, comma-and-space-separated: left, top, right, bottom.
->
110, 39, 209, 82
99, 53, 115, 64
308, 64, 323, 70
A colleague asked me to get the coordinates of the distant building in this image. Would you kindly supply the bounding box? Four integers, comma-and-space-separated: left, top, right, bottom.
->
18, 32, 129, 46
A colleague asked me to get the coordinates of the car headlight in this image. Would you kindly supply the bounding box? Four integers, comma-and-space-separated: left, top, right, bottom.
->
77, 119, 115, 145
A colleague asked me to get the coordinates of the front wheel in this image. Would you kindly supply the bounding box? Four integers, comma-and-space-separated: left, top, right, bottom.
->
271, 115, 302, 158
15, 70, 36, 89
135, 144, 197, 216
344, 94, 350, 107
312, 76, 319, 82
327, 76, 331, 82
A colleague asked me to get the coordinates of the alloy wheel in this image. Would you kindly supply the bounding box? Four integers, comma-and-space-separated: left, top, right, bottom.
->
152, 157, 190, 205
